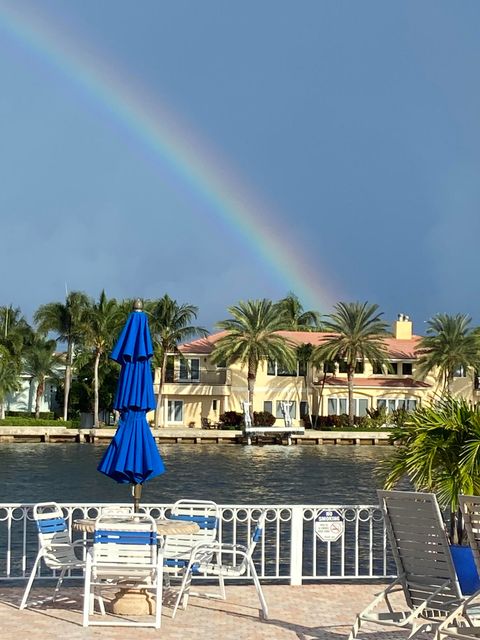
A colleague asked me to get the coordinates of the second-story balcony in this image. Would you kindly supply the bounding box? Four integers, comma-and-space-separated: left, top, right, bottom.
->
164, 368, 231, 387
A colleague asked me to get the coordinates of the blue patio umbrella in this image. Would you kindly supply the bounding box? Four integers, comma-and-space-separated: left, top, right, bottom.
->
98, 300, 165, 510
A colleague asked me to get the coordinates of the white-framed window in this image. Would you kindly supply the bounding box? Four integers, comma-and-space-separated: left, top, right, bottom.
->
179, 358, 200, 382
377, 398, 417, 413
327, 397, 369, 417
338, 360, 364, 374
454, 365, 466, 378
267, 360, 304, 377
402, 362, 413, 375
263, 401, 273, 414
275, 400, 296, 419
168, 400, 183, 422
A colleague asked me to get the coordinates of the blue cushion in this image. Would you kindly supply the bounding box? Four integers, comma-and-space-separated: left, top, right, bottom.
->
169, 514, 218, 530
37, 517, 67, 534
94, 529, 157, 545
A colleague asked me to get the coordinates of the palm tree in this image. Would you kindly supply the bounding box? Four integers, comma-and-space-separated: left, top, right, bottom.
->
34, 291, 89, 421
0, 346, 21, 419
212, 299, 296, 418
415, 314, 480, 394
378, 396, 480, 544
275, 293, 322, 330
0, 305, 33, 359
148, 295, 208, 428
314, 302, 389, 426
23, 335, 62, 419
80, 291, 123, 427
296, 342, 314, 426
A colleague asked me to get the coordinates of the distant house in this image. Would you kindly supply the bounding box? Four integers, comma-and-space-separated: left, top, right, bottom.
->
152, 315, 479, 428
5, 357, 65, 417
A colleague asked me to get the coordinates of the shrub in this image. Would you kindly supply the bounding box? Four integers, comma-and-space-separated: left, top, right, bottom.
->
6, 411, 55, 420
218, 411, 243, 427
0, 417, 75, 427
253, 411, 276, 426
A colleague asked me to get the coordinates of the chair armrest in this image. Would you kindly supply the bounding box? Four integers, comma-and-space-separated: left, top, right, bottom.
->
72, 539, 89, 548
190, 542, 248, 555
47, 542, 81, 549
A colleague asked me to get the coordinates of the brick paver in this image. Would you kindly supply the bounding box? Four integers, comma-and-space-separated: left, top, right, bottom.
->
0, 582, 409, 640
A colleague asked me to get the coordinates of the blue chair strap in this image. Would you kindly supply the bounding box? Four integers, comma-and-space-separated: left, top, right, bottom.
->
169, 514, 218, 530
94, 529, 157, 545
164, 558, 188, 568
37, 517, 67, 534
252, 525, 263, 543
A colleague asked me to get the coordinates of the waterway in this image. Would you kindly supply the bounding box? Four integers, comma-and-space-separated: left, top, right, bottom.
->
0, 443, 400, 505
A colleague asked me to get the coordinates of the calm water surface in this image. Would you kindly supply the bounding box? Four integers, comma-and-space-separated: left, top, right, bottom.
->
0, 443, 397, 505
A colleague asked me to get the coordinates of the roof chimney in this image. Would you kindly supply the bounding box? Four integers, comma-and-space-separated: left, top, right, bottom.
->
393, 314, 412, 340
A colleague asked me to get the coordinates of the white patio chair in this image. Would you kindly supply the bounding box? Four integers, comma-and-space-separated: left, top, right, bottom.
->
83, 512, 163, 628
172, 509, 268, 620
20, 501, 96, 610
349, 490, 464, 640
280, 401, 293, 445
242, 401, 252, 428
436, 495, 480, 640
163, 499, 220, 578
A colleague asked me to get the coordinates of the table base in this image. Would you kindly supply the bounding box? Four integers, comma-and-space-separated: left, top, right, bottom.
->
110, 587, 156, 616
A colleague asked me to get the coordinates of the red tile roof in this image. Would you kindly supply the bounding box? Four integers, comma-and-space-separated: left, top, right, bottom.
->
179, 330, 422, 359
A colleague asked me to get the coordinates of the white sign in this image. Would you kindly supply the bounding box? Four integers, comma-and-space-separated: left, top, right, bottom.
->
314, 509, 344, 542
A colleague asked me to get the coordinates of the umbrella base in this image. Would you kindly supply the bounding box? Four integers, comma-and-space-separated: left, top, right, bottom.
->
110, 586, 156, 616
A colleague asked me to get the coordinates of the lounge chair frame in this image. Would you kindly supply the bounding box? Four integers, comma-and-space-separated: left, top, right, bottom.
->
349, 490, 464, 640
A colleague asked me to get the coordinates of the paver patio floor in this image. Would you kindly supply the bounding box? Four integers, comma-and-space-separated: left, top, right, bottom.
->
0, 582, 413, 640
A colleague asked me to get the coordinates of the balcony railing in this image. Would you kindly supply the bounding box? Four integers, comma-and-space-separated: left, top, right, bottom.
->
0, 502, 392, 585
164, 369, 231, 386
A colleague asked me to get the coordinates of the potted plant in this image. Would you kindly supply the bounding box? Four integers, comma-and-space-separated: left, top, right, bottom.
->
377, 396, 480, 594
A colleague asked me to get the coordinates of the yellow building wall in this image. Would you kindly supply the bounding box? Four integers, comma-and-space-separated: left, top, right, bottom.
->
153, 353, 479, 428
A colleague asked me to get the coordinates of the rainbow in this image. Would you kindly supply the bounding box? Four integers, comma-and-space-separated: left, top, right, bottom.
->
0, 3, 341, 311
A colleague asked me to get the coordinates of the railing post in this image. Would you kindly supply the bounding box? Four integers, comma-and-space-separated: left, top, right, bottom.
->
290, 506, 304, 585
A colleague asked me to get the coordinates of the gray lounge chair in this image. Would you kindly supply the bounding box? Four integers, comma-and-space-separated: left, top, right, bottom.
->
349, 490, 464, 639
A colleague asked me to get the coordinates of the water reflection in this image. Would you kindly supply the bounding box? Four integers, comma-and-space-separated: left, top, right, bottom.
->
0, 443, 396, 505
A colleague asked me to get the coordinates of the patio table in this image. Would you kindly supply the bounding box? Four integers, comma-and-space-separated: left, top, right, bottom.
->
73, 517, 200, 536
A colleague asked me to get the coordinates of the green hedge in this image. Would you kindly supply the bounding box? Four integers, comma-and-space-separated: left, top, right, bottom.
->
0, 418, 79, 428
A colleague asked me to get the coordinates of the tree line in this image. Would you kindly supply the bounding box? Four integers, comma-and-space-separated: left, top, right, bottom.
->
0, 291, 479, 427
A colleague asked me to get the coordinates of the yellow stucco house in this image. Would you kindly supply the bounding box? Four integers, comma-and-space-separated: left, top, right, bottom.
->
153, 315, 479, 428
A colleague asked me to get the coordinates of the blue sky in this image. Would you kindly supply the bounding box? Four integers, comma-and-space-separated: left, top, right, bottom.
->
0, 1, 479, 333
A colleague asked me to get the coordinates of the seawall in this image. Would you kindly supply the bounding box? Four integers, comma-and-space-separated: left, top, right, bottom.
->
0, 427, 392, 445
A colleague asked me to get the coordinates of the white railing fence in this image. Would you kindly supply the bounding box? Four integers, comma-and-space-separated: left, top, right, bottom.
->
0, 503, 393, 585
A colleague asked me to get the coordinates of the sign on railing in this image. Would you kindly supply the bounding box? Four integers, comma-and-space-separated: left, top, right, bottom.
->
315, 509, 344, 542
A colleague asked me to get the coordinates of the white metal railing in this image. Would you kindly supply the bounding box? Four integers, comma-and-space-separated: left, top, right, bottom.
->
0, 503, 393, 584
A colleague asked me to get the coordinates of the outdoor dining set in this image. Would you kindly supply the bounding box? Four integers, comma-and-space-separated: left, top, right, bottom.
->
19, 498, 269, 628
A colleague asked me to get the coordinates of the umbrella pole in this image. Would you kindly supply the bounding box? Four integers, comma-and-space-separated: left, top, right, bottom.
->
132, 483, 142, 512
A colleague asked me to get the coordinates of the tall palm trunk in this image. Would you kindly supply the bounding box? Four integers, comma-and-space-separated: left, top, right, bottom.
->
314, 371, 328, 429
347, 368, 355, 426
93, 350, 101, 428
154, 352, 167, 428
445, 373, 453, 396
35, 377, 44, 419
63, 339, 73, 421
247, 356, 257, 419
0, 402, 5, 420
302, 371, 312, 428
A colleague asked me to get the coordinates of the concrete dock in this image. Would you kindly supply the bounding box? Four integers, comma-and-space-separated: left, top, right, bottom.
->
0, 426, 392, 445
